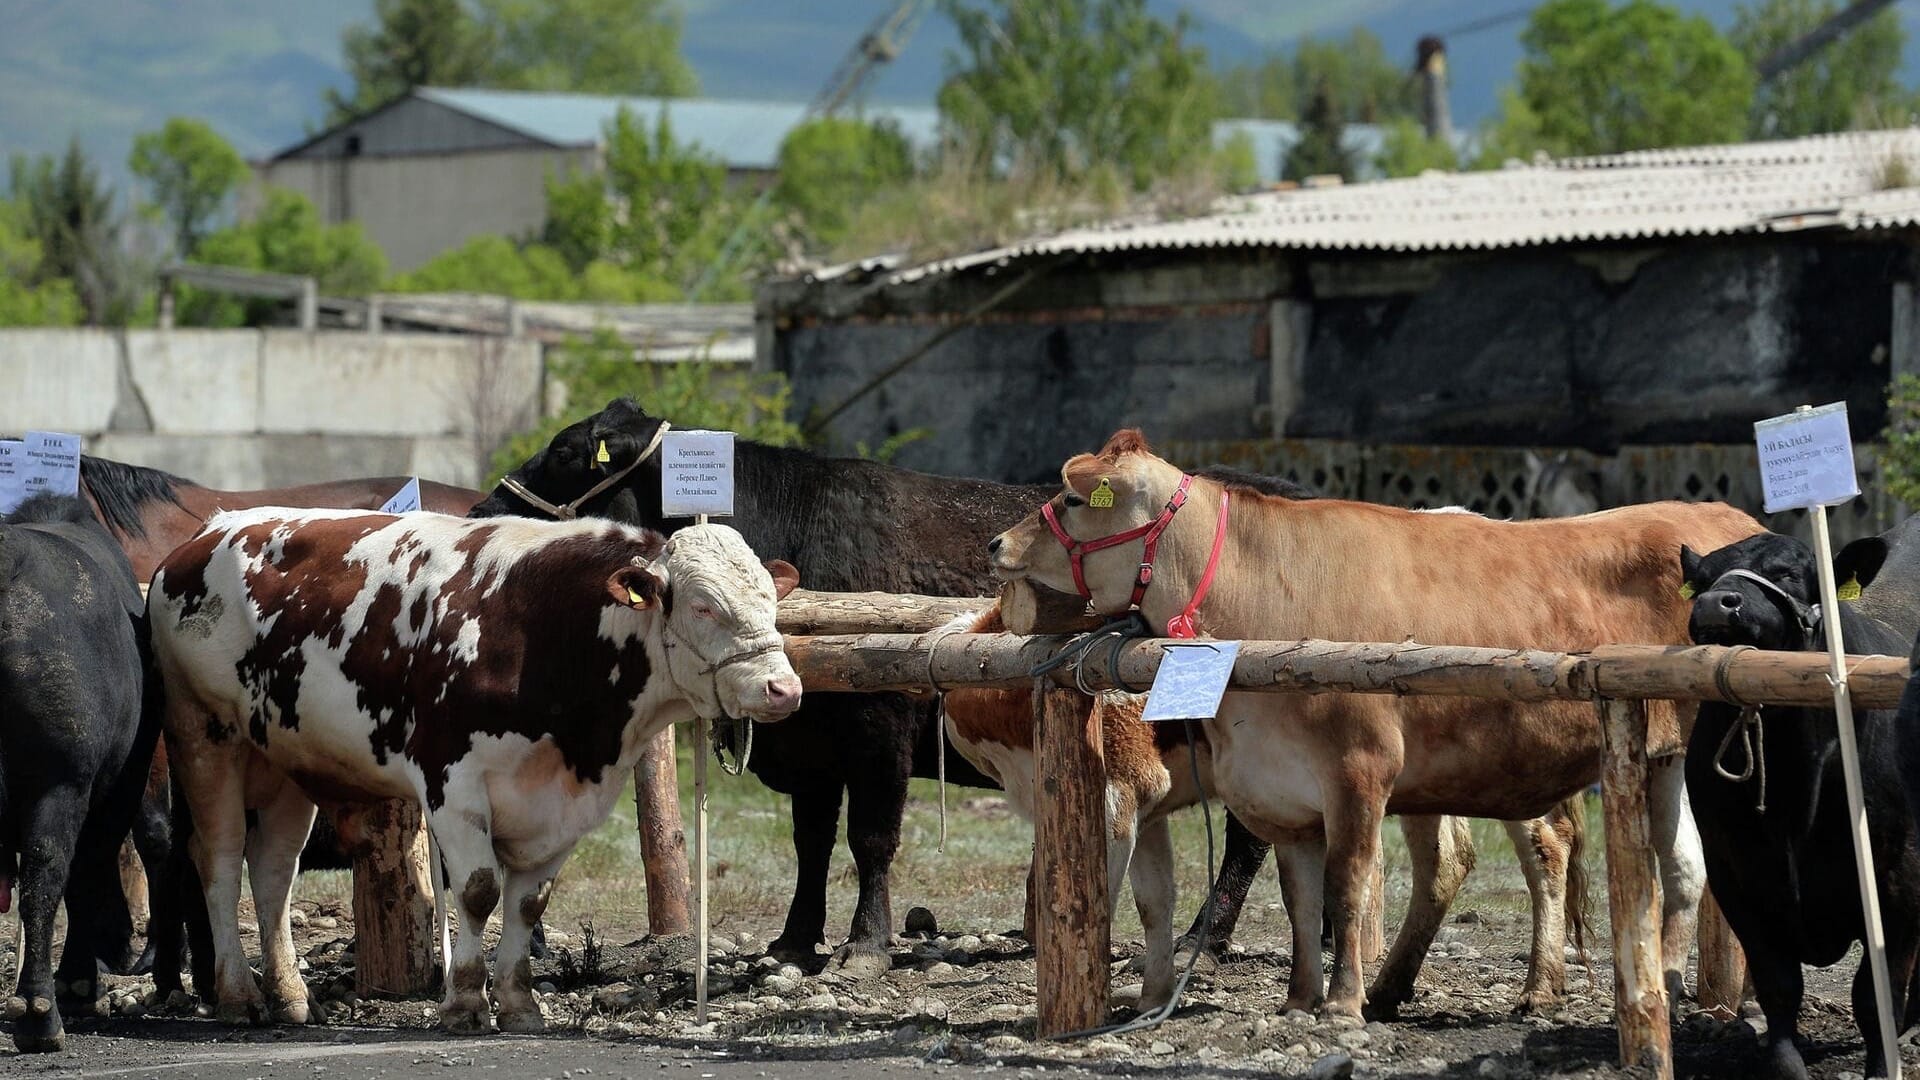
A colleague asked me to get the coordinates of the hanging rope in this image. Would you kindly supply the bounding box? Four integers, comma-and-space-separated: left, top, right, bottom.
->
917, 623, 969, 853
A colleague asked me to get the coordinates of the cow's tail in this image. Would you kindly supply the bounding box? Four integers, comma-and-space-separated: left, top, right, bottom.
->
1562, 793, 1594, 986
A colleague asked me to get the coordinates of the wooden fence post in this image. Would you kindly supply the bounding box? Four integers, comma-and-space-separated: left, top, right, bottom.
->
335, 800, 436, 996
1597, 699, 1672, 1079
1032, 681, 1108, 1037
1695, 889, 1748, 1017
634, 727, 692, 936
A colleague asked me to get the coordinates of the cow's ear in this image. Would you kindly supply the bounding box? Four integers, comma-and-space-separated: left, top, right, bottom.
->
1679, 545, 1705, 584
1834, 536, 1890, 594
765, 559, 800, 600
607, 564, 664, 610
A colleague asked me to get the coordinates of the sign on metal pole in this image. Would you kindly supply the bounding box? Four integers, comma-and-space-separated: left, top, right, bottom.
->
660, 430, 735, 518
1752, 402, 1897, 1079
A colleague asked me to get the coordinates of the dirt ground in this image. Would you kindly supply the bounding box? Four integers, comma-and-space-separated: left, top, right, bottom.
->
0, 785, 1908, 1079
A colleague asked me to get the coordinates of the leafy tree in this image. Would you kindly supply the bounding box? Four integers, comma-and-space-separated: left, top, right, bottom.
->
1498, 0, 1753, 158
1376, 117, 1459, 177
10, 140, 129, 324
1219, 29, 1417, 124
1733, 0, 1913, 138
188, 187, 388, 325
389, 232, 679, 301
489, 328, 802, 484
774, 117, 916, 249
936, 0, 1221, 189
129, 118, 249, 258
1282, 81, 1354, 182
475, 0, 698, 97
0, 197, 81, 326
324, 0, 490, 121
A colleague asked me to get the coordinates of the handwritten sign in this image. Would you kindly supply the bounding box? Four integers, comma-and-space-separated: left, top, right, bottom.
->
0, 431, 81, 514
1754, 402, 1859, 513
379, 477, 422, 514
661, 430, 735, 518
1141, 641, 1240, 723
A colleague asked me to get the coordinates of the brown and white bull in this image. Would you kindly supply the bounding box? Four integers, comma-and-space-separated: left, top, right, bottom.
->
148, 511, 801, 1033
990, 430, 1762, 1020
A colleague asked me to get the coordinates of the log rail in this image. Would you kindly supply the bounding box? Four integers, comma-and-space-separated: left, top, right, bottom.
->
776, 600, 1913, 1080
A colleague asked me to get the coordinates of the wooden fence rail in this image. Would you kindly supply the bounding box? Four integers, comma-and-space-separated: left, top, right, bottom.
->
776, 622, 1913, 1079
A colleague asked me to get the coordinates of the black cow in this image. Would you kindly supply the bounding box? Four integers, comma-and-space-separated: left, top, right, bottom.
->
1682, 528, 1920, 1080
0, 494, 159, 1051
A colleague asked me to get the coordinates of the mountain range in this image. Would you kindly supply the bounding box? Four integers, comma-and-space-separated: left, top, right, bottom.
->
2, 0, 1909, 192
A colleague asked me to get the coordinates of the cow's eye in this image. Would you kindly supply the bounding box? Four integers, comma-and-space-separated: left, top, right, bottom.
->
691, 602, 717, 619
1062, 494, 1085, 509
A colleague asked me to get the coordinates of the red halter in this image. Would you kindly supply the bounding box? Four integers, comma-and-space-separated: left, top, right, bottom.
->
1040, 473, 1231, 639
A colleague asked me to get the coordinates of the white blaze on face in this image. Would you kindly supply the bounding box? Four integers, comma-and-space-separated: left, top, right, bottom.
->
657, 523, 800, 723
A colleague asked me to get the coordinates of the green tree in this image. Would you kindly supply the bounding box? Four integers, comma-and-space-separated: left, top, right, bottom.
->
1376, 117, 1459, 177
189, 187, 388, 324
1219, 29, 1417, 124
476, 0, 698, 97
936, 0, 1221, 189
324, 0, 490, 121
1733, 0, 1913, 138
1499, 0, 1753, 158
0, 197, 82, 326
388, 232, 680, 301
1282, 81, 1354, 182
129, 118, 249, 258
10, 140, 128, 324
773, 117, 916, 249
1882, 373, 1920, 507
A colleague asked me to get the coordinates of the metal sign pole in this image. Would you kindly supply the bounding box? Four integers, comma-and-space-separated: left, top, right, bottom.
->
1809, 501, 1900, 1078
693, 511, 711, 1025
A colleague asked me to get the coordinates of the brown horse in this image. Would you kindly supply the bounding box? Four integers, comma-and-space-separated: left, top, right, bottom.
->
69, 455, 480, 988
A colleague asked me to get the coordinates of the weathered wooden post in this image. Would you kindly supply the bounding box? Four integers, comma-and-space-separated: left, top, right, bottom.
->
1694, 891, 1747, 1017
634, 729, 692, 936
1032, 681, 1108, 1037
334, 800, 437, 996
1597, 698, 1672, 1079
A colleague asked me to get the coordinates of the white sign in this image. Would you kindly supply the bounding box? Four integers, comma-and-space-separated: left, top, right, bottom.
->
0, 431, 81, 514
379, 477, 423, 514
1754, 402, 1859, 513
661, 430, 735, 518
1141, 641, 1240, 723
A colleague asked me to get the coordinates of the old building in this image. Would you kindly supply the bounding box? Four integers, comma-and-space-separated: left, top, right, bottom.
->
759, 129, 1920, 540
257, 87, 1323, 272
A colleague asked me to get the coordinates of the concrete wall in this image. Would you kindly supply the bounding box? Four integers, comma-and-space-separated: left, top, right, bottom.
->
259, 146, 600, 271
0, 330, 543, 491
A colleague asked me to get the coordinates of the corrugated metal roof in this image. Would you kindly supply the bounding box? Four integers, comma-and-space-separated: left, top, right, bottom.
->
822, 128, 1920, 286
414, 88, 1330, 184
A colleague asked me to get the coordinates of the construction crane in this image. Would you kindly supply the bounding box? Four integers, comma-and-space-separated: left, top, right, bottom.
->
1757, 0, 1900, 82
691, 0, 931, 300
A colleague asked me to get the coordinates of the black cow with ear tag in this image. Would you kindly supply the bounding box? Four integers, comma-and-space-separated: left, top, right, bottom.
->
1681, 527, 1920, 1080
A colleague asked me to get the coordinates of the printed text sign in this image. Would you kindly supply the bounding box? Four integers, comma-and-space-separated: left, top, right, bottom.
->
0, 431, 81, 514
661, 430, 735, 517
1141, 641, 1240, 722
380, 478, 422, 514
1754, 402, 1859, 513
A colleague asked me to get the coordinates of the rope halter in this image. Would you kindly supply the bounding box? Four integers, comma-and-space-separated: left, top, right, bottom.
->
500, 421, 671, 520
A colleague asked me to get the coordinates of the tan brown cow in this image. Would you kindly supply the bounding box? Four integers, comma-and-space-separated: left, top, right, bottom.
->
989, 430, 1762, 1020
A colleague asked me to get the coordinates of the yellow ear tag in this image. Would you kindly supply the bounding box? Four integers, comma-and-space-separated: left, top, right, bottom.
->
627, 587, 647, 607
596, 440, 612, 466
1838, 575, 1863, 602
1678, 582, 1695, 601
1088, 478, 1115, 509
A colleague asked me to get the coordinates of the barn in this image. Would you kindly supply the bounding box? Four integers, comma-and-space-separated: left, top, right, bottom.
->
758, 128, 1920, 542
257, 87, 1321, 272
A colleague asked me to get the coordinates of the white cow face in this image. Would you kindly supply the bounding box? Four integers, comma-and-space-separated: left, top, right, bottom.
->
656, 523, 802, 723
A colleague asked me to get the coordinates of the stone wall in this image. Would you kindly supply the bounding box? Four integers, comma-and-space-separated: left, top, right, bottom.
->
0, 329, 543, 490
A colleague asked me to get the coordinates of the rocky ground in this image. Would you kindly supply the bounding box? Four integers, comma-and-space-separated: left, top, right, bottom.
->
1, 889, 1909, 1079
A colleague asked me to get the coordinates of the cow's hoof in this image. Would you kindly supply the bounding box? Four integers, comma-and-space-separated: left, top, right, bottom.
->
497, 1005, 545, 1033
1171, 932, 1227, 962
1318, 1000, 1364, 1025
13, 998, 64, 1052
1137, 985, 1174, 1014
215, 999, 271, 1026
766, 936, 823, 965
1512, 988, 1561, 1016
271, 999, 316, 1025
1361, 998, 1403, 1022
439, 1001, 495, 1035
825, 943, 892, 980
